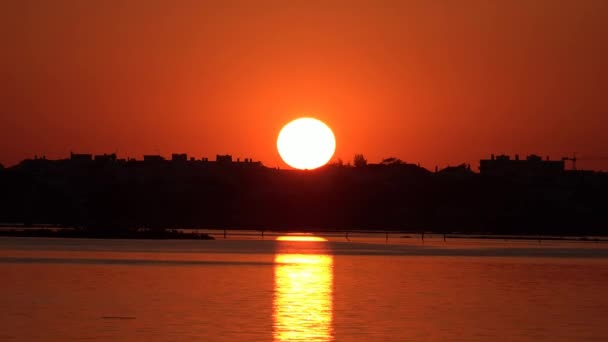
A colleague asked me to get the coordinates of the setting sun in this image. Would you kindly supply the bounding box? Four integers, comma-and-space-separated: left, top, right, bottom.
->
277, 117, 336, 170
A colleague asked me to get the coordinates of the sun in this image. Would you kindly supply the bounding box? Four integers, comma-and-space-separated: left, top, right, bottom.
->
277, 117, 336, 170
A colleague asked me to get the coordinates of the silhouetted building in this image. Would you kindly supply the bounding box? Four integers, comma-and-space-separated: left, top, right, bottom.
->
235, 157, 263, 167
143, 155, 165, 163
70, 153, 92, 162
216, 154, 232, 164
94, 153, 117, 162
479, 154, 564, 177
171, 153, 188, 162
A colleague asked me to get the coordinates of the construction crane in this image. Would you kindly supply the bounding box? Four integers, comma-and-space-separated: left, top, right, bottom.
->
562, 153, 608, 171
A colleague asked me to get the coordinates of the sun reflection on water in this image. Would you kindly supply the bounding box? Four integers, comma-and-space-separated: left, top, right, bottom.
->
276, 236, 328, 242
273, 245, 333, 341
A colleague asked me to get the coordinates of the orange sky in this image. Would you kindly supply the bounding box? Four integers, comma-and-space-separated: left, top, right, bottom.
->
1, 0, 607, 170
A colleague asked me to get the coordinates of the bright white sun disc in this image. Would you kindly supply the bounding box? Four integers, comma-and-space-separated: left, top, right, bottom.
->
277, 117, 336, 170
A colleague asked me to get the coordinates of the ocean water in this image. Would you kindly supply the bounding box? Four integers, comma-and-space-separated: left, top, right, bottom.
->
0, 234, 607, 341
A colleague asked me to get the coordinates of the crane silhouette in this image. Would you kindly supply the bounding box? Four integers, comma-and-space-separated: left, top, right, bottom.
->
562, 153, 608, 170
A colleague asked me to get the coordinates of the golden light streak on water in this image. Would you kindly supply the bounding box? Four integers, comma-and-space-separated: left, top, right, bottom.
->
273, 253, 334, 341
275, 236, 328, 242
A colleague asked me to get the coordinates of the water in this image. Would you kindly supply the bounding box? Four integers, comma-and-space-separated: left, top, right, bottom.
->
1, 234, 607, 341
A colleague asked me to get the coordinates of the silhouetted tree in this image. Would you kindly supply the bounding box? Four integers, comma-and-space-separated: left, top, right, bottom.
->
353, 154, 367, 167
381, 157, 403, 165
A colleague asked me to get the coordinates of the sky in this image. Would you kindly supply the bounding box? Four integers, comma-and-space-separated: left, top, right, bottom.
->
1, 0, 607, 170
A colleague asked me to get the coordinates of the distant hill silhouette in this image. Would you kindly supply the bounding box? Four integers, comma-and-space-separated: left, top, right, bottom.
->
0, 153, 606, 236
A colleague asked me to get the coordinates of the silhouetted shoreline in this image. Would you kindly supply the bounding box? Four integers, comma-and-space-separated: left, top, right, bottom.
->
1, 227, 606, 243
1, 152, 606, 236
0, 228, 214, 240
442, 234, 606, 242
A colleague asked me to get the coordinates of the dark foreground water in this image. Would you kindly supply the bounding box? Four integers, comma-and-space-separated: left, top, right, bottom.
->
1, 234, 607, 341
